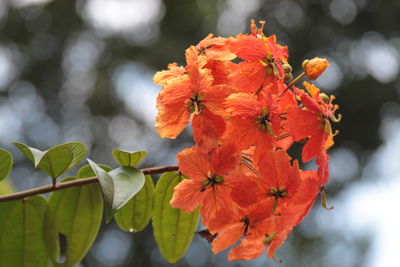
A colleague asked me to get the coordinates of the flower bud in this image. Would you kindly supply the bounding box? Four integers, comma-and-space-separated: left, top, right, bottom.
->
283, 63, 292, 73
301, 59, 309, 69
302, 57, 329, 80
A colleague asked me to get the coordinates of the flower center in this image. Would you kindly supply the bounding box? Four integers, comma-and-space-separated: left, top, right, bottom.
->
270, 186, 287, 213
270, 186, 287, 198
261, 58, 281, 79
187, 94, 205, 115
240, 216, 250, 235
200, 175, 223, 192
256, 108, 274, 136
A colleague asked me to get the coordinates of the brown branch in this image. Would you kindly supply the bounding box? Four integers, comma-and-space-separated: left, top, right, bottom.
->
0, 165, 179, 203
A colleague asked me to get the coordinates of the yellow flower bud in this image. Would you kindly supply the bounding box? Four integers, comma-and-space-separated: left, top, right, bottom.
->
302, 57, 329, 80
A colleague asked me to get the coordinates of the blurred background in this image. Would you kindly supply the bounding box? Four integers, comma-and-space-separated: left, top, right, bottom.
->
0, 0, 399, 266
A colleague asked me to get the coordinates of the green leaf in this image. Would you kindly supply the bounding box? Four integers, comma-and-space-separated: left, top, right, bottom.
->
0, 196, 48, 267
76, 163, 112, 178
0, 148, 12, 182
152, 172, 200, 264
112, 149, 147, 167
114, 174, 154, 232
13, 142, 87, 179
87, 159, 145, 222
0, 179, 14, 195
43, 176, 103, 266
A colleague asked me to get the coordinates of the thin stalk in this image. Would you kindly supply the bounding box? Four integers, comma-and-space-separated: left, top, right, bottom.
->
0, 165, 179, 203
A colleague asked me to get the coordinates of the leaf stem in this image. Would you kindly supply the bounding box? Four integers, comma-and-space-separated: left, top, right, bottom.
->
0, 165, 179, 203
279, 72, 305, 97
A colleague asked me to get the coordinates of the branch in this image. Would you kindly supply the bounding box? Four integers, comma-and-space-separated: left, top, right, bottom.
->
0, 165, 179, 203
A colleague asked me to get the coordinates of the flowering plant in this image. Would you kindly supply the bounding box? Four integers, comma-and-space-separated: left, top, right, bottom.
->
0, 20, 341, 266
154, 20, 340, 261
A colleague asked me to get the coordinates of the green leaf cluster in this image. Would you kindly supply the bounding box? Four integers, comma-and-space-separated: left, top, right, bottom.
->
0, 145, 199, 266
13, 142, 87, 181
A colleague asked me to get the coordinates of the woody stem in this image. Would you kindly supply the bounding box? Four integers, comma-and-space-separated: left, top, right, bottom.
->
0, 165, 179, 203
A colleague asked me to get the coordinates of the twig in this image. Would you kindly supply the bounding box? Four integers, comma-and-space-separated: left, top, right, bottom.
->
0, 165, 179, 203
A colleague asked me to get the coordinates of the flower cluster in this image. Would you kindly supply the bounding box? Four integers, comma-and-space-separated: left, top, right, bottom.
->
153, 20, 340, 261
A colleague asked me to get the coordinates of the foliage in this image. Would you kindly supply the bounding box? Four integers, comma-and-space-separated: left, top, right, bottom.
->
0, 144, 179, 266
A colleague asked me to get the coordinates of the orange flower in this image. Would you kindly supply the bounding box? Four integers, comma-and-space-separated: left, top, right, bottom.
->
155, 74, 192, 138
303, 57, 329, 80
254, 147, 301, 213
228, 22, 288, 94
228, 236, 266, 261
316, 150, 330, 185
228, 61, 268, 93
211, 201, 275, 254
171, 145, 257, 221
228, 171, 320, 261
195, 34, 236, 62
286, 104, 325, 162
153, 62, 186, 86
155, 46, 234, 146
286, 82, 340, 162
284, 171, 321, 225
206, 60, 237, 85
223, 91, 281, 151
